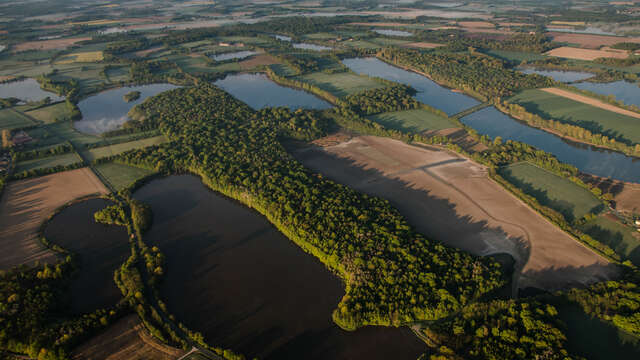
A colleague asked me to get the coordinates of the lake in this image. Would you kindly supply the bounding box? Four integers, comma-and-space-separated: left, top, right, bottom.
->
214, 73, 332, 110
75, 84, 179, 135
133, 175, 426, 360
573, 80, 640, 108
461, 106, 640, 183
373, 29, 413, 37
44, 198, 129, 314
211, 50, 257, 61
293, 43, 333, 51
274, 34, 292, 41
0, 78, 64, 102
519, 68, 594, 83
342, 57, 479, 115
547, 27, 616, 36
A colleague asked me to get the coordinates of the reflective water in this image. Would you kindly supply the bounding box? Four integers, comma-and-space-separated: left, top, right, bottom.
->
293, 43, 333, 51
574, 80, 640, 108
211, 50, 257, 61
373, 29, 413, 37
0, 78, 64, 102
519, 68, 594, 83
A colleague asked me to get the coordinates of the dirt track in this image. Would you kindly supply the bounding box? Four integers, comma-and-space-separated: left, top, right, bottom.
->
542, 87, 640, 119
72, 315, 185, 360
0, 168, 108, 269
292, 136, 618, 290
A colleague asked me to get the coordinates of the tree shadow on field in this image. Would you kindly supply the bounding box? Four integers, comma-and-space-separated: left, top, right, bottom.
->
288, 142, 532, 282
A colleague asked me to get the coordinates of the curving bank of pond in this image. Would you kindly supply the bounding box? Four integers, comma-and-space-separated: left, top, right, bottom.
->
0, 78, 64, 102
214, 73, 332, 110
460, 106, 640, 183
342, 57, 479, 115
133, 175, 426, 360
44, 198, 130, 314
75, 83, 179, 135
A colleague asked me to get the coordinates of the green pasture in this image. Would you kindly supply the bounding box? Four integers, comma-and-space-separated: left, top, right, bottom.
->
484, 50, 547, 64
368, 109, 457, 133
500, 162, 602, 222
581, 215, 640, 266
297, 72, 386, 97
25, 102, 72, 123
93, 162, 155, 191
271, 63, 297, 76
82, 135, 168, 161
342, 40, 381, 49
27, 121, 101, 148
370, 38, 411, 46
0, 108, 38, 130
510, 89, 640, 145
14, 152, 82, 173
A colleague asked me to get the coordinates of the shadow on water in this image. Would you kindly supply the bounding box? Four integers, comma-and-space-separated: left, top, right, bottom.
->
44, 198, 130, 315
133, 175, 426, 360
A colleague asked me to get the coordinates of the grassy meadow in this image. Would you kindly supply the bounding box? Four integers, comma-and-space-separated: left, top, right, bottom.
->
14, 152, 82, 173
510, 89, 640, 145
82, 135, 168, 162
93, 162, 155, 191
368, 109, 457, 133
297, 72, 386, 97
500, 162, 602, 222
581, 215, 640, 266
25, 102, 72, 123
0, 108, 38, 130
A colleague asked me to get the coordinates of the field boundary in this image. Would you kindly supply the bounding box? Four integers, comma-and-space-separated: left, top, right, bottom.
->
541, 87, 640, 120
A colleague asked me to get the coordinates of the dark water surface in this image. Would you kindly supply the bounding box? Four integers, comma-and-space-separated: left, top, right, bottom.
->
0, 78, 64, 102
134, 175, 425, 360
342, 57, 479, 115
461, 106, 640, 183
75, 83, 179, 135
44, 198, 129, 314
214, 73, 332, 110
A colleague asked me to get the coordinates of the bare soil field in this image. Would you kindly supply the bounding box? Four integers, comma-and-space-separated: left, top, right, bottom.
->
545, 46, 630, 60
291, 136, 618, 290
458, 21, 494, 28
401, 42, 444, 49
239, 53, 280, 70
580, 174, 640, 215
541, 87, 640, 119
0, 168, 108, 269
547, 32, 640, 49
12, 37, 91, 53
72, 315, 185, 360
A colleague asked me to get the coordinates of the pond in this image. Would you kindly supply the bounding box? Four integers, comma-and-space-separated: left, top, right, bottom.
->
293, 43, 333, 51
274, 34, 292, 42
373, 29, 413, 37
573, 80, 640, 108
74, 83, 179, 135
460, 106, 640, 183
0, 78, 64, 102
133, 175, 426, 360
342, 57, 479, 115
44, 198, 129, 315
214, 73, 332, 110
547, 27, 616, 36
519, 68, 594, 83
210, 50, 257, 61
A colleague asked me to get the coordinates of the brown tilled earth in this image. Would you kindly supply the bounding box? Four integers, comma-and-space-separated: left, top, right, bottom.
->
545, 46, 630, 60
292, 135, 618, 290
547, 32, 640, 49
239, 54, 280, 70
401, 42, 444, 49
12, 37, 91, 52
72, 315, 185, 360
0, 168, 108, 269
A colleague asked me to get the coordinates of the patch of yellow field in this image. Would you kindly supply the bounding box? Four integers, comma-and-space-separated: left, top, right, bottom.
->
545, 46, 629, 61
550, 20, 586, 26
68, 19, 119, 26
56, 51, 104, 64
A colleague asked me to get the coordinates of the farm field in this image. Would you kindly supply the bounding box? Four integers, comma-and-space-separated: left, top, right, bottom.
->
541, 87, 640, 120
368, 108, 457, 133
291, 135, 617, 290
545, 46, 629, 61
82, 135, 168, 162
55, 51, 104, 64
341, 39, 381, 49
547, 32, 640, 49
401, 42, 443, 49
484, 49, 547, 63
499, 162, 602, 222
0, 107, 38, 130
510, 89, 640, 145
93, 162, 155, 191
0, 168, 108, 269
581, 215, 640, 266
14, 152, 83, 174
71, 315, 185, 360
27, 121, 101, 148
12, 37, 91, 52
24, 102, 72, 123
297, 72, 386, 97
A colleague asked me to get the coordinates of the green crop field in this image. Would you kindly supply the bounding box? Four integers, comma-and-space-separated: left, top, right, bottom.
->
93, 162, 155, 191
342, 40, 381, 49
297, 72, 386, 97
14, 152, 82, 173
581, 215, 640, 266
82, 135, 168, 161
305, 32, 336, 40
25, 102, 72, 123
27, 121, 101, 148
0, 108, 38, 130
510, 89, 640, 145
370, 38, 411, 46
484, 50, 547, 63
368, 109, 457, 133
500, 162, 602, 222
